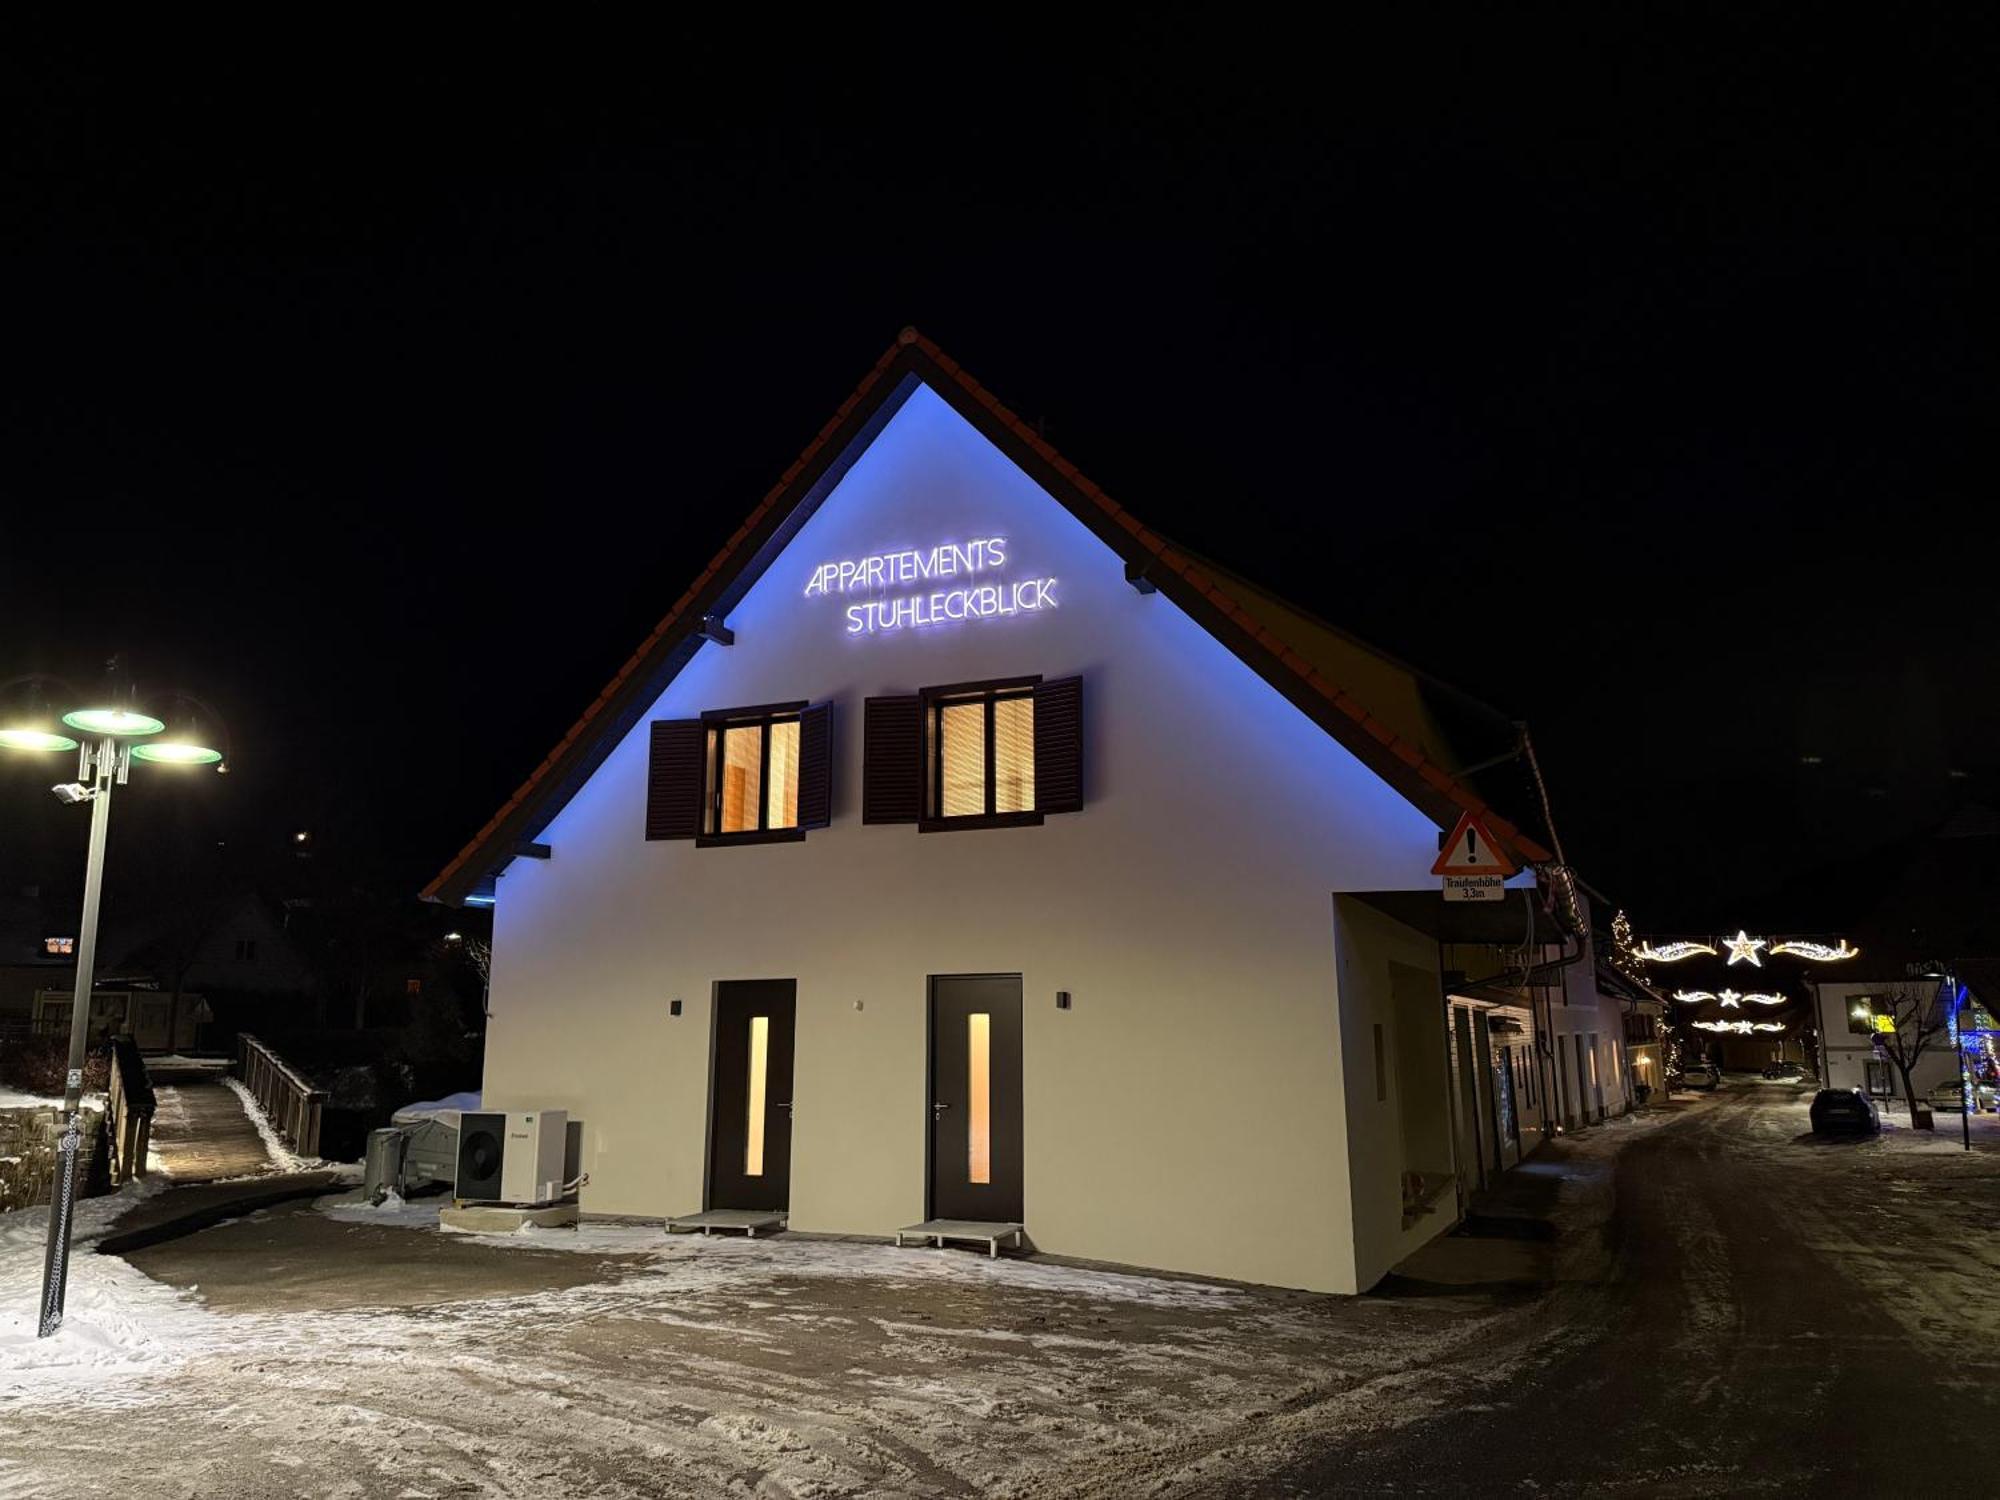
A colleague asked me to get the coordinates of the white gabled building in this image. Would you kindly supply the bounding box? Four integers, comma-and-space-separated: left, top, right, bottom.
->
426, 330, 1575, 1293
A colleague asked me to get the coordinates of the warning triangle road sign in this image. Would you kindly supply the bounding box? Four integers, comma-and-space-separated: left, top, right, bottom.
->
1430, 811, 1518, 877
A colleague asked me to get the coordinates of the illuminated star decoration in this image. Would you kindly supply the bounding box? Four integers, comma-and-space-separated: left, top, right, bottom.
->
1692, 1019, 1786, 1034
1769, 939, 1860, 962
1672, 989, 1787, 1008
1721, 930, 1767, 967
1635, 940, 1718, 964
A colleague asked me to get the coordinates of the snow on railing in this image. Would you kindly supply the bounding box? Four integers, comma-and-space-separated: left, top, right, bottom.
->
234, 1034, 327, 1159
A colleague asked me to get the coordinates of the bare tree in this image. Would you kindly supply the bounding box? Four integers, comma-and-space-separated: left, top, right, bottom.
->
463, 936, 492, 1017
1868, 983, 1952, 1125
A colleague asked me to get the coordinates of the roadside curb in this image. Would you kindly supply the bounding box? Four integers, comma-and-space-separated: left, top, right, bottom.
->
95, 1170, 345, 1257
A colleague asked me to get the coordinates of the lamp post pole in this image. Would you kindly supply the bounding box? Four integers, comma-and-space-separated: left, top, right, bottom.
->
1947, 969, 1970, 1155
39, 737, 118, 1337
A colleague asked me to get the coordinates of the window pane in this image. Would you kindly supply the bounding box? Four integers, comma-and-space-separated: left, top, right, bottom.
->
703, 727, 720, 834
745, 1015, 769, 1176
940, 702, 985, 818
993, 696, 1034, 813
766, 719, 800, 830
720, 725, 763, 833
968, 1012, 991, 1184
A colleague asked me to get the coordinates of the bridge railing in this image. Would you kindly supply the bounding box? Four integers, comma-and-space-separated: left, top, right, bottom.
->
235, 1033, 326, 1159
105, 1034, 156, 1184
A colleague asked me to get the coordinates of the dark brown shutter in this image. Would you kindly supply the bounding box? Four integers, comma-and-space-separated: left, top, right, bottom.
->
797, 701, 832, 829
645, 719, 705, 840
862, 694, 922, 824
1033, 676, 1083, 814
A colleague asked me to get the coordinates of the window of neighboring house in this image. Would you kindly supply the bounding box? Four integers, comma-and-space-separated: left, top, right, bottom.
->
43, 937, 74, 956
235, 939, 257, 961
1847, 995, 1886, 1036
703, 706, 803, 842
405, 978, 422, 996
924, 681, 1037, 828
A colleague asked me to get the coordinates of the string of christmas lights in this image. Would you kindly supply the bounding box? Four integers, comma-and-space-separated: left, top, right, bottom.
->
1638, 933, 1860, 966
1635, 940, 1716, 964
1768, 939, 1860, 962
1672, 989, 1788, 1007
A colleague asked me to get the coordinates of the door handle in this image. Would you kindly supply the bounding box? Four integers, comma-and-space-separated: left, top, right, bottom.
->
776, 1101, 793, 1114
931, 1102, 950, 1120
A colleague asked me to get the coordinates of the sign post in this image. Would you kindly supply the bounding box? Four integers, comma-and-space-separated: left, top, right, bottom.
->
1431, 811, 1517, 902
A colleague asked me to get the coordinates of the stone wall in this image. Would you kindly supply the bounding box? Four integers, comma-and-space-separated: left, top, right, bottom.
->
0, 1106, 107, 1214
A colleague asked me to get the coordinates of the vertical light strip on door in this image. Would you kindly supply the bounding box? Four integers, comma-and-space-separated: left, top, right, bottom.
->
968, 1012, 991, 1184
745, 1015, 769, 1176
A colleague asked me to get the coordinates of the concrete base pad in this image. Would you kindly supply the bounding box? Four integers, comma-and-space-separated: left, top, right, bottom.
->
668, 1208, 786, 1236
442, 1201, 580, 1233
896, 1219, 1026, 1257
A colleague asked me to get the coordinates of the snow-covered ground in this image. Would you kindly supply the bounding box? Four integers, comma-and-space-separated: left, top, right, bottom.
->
0, 1184, 1513, 1499
1, 1085, 1991, 1497
217, 1075, 319, 1173
0, 1177, 200, 1393
0, 1091, 105, 1111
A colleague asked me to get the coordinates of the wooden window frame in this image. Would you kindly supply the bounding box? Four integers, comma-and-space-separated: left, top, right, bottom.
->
698, 700, 809, 848
919, 676, 1044, 834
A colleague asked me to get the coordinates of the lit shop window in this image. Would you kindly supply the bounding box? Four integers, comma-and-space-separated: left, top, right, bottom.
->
44, 937, 74, 956
705, 713, 801, 837
1847, 996, 1890, 1036
926, 686, 1034, 824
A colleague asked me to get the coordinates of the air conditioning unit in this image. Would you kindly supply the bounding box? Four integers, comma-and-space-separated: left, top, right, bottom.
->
456, 1109, 569, 1206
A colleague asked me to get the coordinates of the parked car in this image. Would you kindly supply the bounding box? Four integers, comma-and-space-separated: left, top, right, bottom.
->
1810, 1088, 1881, 1135
1926, 1080, 2000, 1113
1761, 1061, 1807, 1080
1676, 1064, 1720, 1092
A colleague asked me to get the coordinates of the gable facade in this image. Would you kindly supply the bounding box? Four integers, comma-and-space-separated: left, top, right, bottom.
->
461, 343, 1518, 1291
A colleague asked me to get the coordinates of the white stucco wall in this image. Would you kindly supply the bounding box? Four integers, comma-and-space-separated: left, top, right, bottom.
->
1546, 933, 1629, 1122
1334, 896, 1452, 1291
1816, 979, 1961, 1097
482, 383, 1450, 1292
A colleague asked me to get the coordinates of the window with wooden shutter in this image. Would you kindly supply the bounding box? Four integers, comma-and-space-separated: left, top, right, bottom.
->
1031, 675, 1083, 814
646, 720, 705, 840
797, 701, 832, 829
696, 701, 812, 846
905, 674, 1084, 831
862, 695, 922, 824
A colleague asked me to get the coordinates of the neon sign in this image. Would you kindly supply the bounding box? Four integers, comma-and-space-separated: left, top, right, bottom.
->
805, 537, 1058, 636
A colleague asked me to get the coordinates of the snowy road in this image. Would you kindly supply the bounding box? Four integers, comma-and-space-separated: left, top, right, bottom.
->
0, 1085, 1994, 1497
1249, 1083, 2000, 1496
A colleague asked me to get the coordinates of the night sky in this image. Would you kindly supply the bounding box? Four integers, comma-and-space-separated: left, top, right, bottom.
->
3, 22, 1993, 931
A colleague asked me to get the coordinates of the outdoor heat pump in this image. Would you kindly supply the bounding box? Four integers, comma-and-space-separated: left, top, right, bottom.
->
456, 1109, 568, 1206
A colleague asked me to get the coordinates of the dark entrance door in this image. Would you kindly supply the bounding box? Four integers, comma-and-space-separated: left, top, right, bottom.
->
707, 979, 796, 1212
929, 975, 1023, 1223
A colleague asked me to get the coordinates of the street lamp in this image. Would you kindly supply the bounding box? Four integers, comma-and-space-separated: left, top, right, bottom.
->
0, 664, 225, 1337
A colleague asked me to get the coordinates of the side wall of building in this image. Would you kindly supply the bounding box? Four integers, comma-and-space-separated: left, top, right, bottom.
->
1334, 896, 1453, 1291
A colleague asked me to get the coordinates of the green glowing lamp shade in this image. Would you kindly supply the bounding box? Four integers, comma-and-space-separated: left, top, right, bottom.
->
0, 726, 81, 752
132, 740, 224, 766
62, 707, 167, 736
